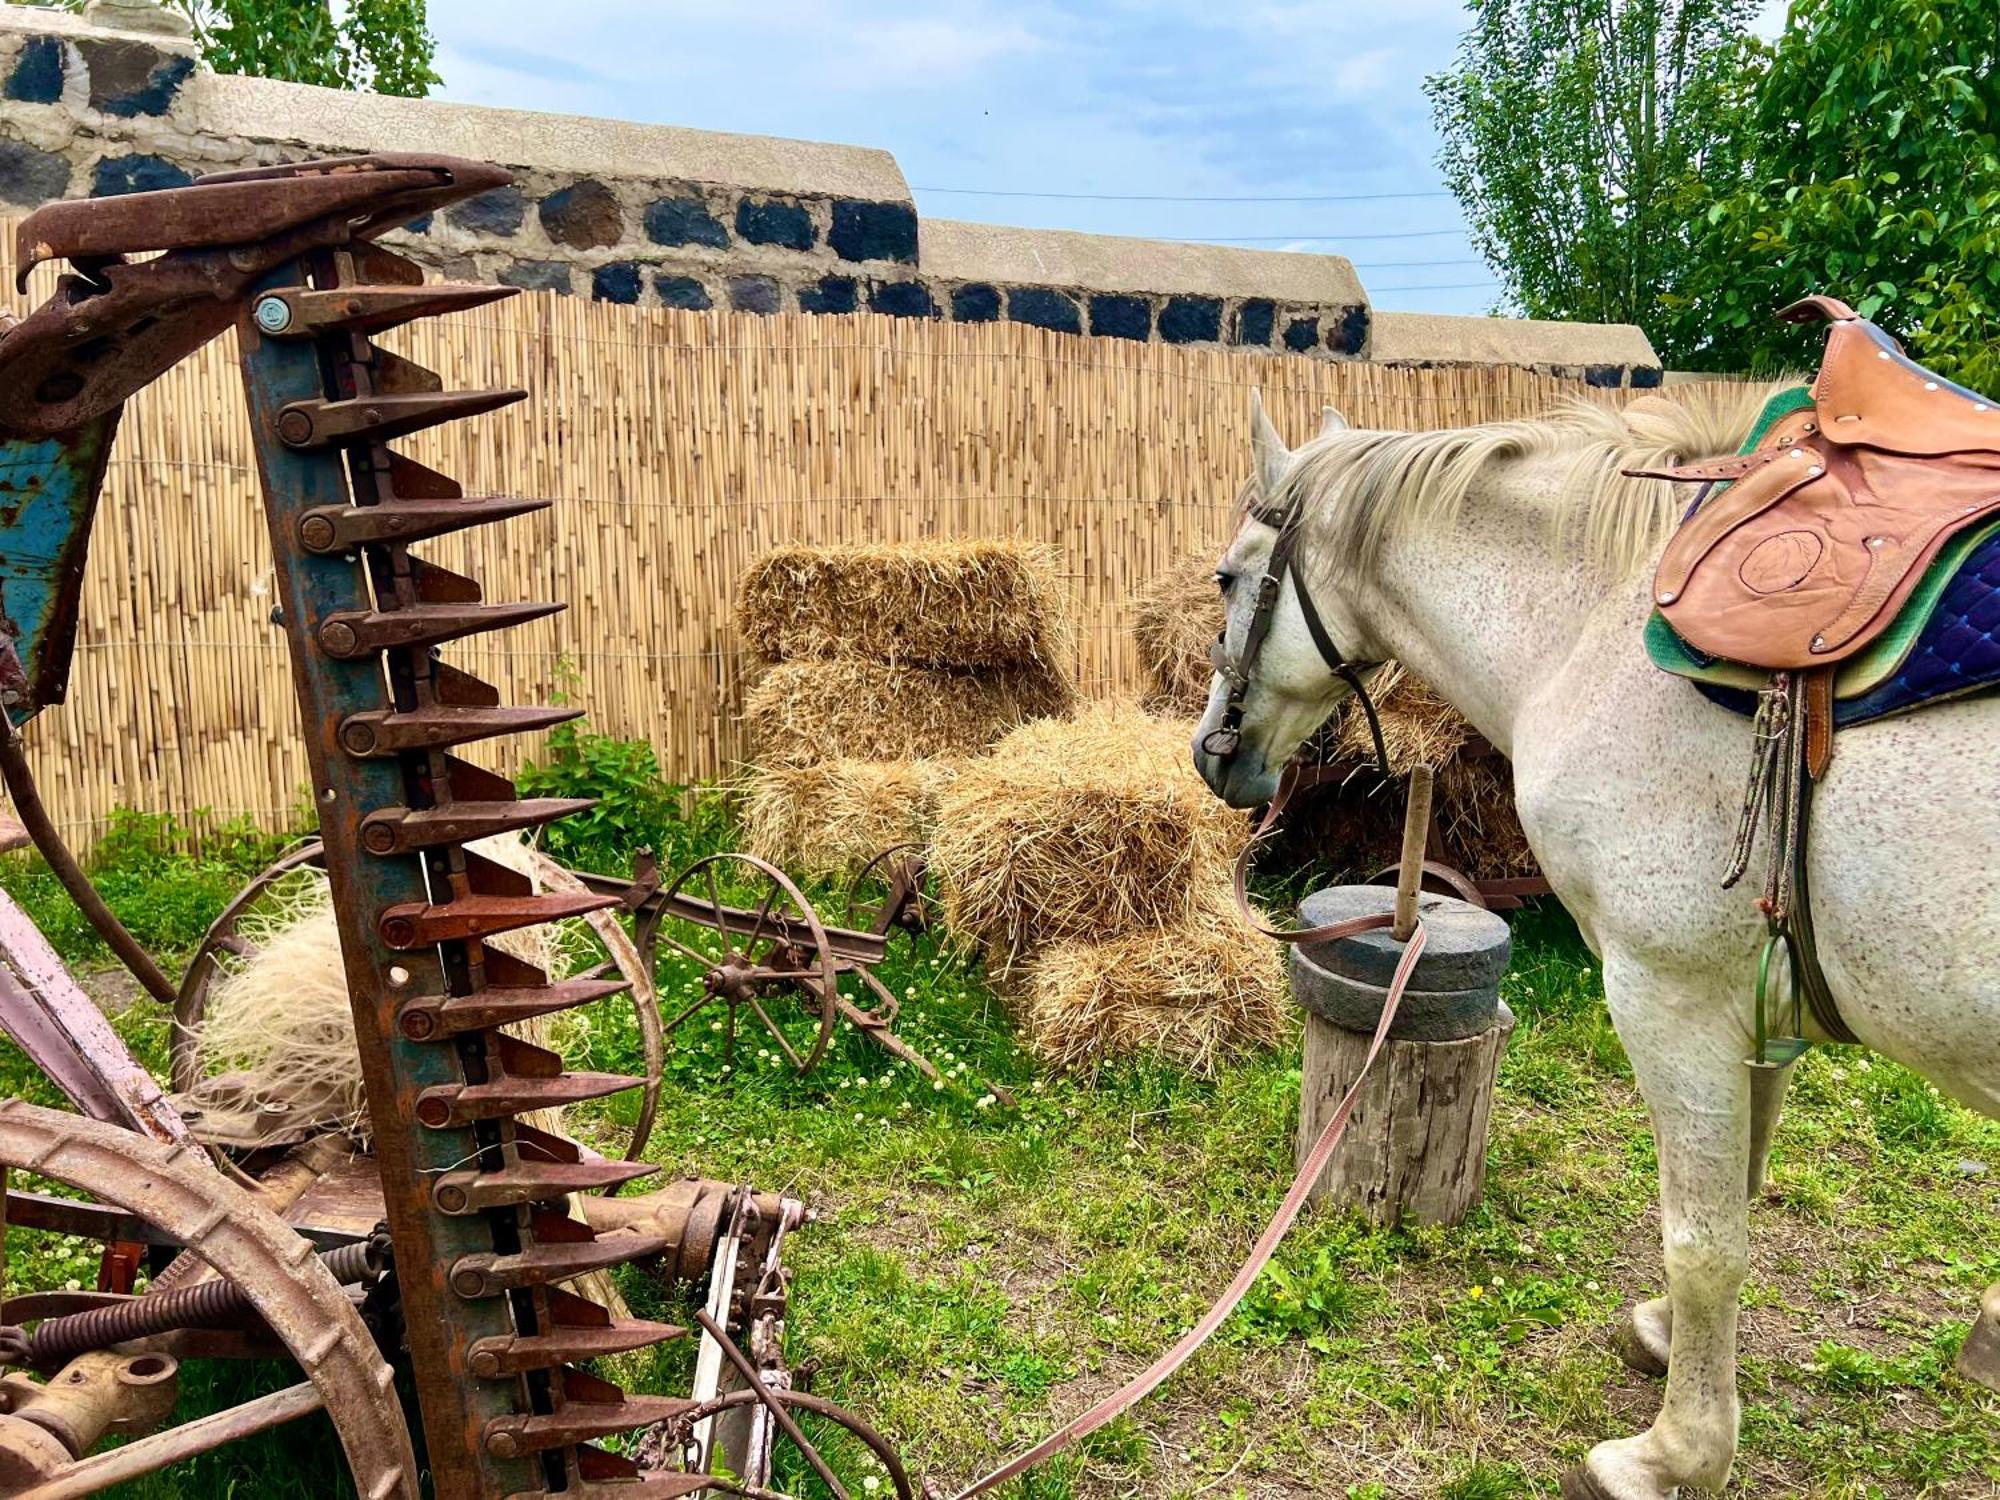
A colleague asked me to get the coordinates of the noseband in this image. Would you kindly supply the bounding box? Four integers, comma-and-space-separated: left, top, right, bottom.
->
1202, 500, 1392, 779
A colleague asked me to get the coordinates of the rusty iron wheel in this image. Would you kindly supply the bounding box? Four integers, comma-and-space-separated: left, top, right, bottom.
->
171, 839, 662, 1165
0, 1099, 417, 1498
844, 843, 933, 937
655, 854, 840, 1077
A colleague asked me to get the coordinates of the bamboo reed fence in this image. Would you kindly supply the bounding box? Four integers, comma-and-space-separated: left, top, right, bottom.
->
1, 223, 1698, 837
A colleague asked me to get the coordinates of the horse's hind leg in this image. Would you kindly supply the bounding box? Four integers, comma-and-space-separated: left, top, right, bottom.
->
1958, 1282, 2000, 1393
1570, 959, 1751, 1500
1615, 1058, 1792, 1378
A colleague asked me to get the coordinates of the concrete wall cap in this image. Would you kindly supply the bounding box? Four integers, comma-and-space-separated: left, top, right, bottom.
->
0, 0, 197, 52
190, 71, 909, 204
1370, 309, 1659, 369
920, 218, 1365, 306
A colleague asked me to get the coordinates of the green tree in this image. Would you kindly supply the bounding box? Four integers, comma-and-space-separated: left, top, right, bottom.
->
1426, 0, 1760, 330
22, 0, 438, 96
1671, 0, 2000, 387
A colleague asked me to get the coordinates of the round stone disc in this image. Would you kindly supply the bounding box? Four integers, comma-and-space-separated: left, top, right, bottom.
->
1296, 885, 1511, 990
1290, 943, 1508, 1042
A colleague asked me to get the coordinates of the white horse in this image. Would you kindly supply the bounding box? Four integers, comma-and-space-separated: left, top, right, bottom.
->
1192, 390, 2000, 1499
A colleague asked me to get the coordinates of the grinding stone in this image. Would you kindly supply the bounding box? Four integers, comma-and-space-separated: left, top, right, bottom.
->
1296, 885, 1511, 990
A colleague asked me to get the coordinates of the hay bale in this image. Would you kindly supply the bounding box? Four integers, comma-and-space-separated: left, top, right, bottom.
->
1015, 894, 1288, 1077
1131, 556, 1223, 715
741, 758, 959, 876
930, 703, 1250, 965
737, 540, 1073, 669
743, 658, 1074, 764
1333, 664, 1472, 777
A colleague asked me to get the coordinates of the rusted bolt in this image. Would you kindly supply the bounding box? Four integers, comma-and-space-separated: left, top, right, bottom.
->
362, 406, 383, 425
434, 1183, 469, 1215
318, 620, 359, 657
252, 296, 293, 335
486, 1430, 519, 1459
399, 1006, 435, 1041
449, 1264, 488, 1299
276, 407, 315, 446
379, 914, 417, 949
338, 719, 378, 756
299, 514, 337, 552
361, 821, 398, 855
467, 1348, 500, 1379
413, 1093, 452, 1128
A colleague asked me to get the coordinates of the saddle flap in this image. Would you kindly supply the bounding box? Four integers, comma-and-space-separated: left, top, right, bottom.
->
1811, 318, 2000, 457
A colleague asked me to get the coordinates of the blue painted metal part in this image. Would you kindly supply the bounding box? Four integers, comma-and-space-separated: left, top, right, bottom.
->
0, 414, 119, 725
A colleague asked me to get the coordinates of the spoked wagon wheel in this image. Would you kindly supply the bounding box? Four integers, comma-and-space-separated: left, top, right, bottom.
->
844, 844, 932, 938
0, 1100, 416, 1498
659, 1387, 914, 1500
656, 854, 840, 1077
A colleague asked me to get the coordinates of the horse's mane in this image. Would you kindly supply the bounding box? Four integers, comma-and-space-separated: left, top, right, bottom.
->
1279, 381, 1789, 581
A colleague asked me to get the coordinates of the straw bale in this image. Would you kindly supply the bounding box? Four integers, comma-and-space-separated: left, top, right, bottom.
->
743, 658, 1074, 765
929, 703, 1250, 964
1014, 893, 1288, 1077
736, 540, 1073, 669
740, 757, 959, 876
1131, 556, 1223, 715
1333, 665, 1472, 777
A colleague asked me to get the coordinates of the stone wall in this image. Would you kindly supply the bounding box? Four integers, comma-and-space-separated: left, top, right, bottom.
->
0, 1, 1657, 379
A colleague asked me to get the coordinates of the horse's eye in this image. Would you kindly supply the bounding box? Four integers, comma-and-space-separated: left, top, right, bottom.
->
1213, 571, 1230, 595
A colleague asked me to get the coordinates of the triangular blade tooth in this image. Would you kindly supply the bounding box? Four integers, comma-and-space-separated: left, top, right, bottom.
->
448, 1231, 673, 1297
338, 704, 579, 756
431, 1158, 657, 1214
413, 1070, 641, 1128
369, 349, 442, 395
387, 451, 463, 499
376, 889, 617, 949
441, 756, 518, 801
274, 389, 524, 449
318, 602, 562, 659
463, 848, 532, 897
296, 496, 552, 553
511, 1121, 582, 1164
399, 978, 628, 1040
431, 662, 500, 706
360, 797, 593, 855
494, 1033, 565, 1077
354, 244, 427, 287
465, 1315, 685, 1378
409, 557, 484, 604
482, 949, 551, 989
261, 283, 512, 338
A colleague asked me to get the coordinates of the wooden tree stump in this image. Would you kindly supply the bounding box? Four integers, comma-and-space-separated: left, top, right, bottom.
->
1289, 886, 1515, 1228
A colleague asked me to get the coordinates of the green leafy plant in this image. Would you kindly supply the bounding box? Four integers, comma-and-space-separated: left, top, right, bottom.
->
1235, 1246, 1373, 1351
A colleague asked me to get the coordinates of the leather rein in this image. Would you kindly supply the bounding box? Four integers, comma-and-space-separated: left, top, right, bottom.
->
936, 497, 1429, 1500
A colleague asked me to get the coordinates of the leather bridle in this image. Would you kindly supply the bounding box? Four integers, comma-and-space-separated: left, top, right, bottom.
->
1200, 497, 1392, 780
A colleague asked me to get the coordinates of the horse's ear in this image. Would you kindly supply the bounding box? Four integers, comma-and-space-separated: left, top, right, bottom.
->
1249, 389, 1290, 501
1319, 405, 1349, 435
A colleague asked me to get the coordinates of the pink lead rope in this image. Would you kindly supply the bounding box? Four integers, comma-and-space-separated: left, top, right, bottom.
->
941, 907, 1427, 1500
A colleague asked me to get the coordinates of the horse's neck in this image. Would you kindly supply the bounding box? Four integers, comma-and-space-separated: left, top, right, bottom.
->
1351, 480, 1618, 758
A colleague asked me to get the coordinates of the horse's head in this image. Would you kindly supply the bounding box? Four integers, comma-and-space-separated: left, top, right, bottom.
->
1192, 392, 1378, 809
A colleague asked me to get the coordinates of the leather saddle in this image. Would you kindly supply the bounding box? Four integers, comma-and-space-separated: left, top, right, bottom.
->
1634, 295, 2000, 671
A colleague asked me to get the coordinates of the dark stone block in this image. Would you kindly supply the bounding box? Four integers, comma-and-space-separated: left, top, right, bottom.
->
592, 262, 643, 304
80, 39, 193, 117
645, 194, 727, 248
797, 275, 857, 314
1159, 296, 1223, 344
1089, 294, 1152, 341
6, 37, 64, 104
729, 275, 782, 314
1283, 316, 1319, 353
829, 199, 917, 263
1630, 365, 1664, 389
499, 260, 573, 295
655, 273, 712, 310
951, 283, 1000, 322
0, 138, 71, 206
735, 197, 815, 251
90, 153, 191, 197
1584, 363, 1624, 388
450, 185, 526, 236
869, 279, 936, 318
539, 179, 623, 250
1007, 286, 1081, 334
1327, 304, 1369, 355
1233, 298, 1275, 346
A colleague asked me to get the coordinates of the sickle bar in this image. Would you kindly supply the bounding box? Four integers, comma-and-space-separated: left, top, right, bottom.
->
218, 159, 700, 1497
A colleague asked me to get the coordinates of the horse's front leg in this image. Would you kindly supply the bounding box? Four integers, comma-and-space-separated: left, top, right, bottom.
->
1569, 958, 1751, 1500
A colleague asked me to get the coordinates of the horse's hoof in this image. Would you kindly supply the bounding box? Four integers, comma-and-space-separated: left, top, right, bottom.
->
1614, 1306, 1670, 1378
1955, 1283, 2000, 1394
1560, 1465, 1616, 1500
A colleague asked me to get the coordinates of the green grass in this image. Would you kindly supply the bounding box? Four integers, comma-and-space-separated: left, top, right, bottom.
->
1, 773, 1997, 1498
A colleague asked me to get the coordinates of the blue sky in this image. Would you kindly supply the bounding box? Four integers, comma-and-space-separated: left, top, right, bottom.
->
428, 1, 1786, 318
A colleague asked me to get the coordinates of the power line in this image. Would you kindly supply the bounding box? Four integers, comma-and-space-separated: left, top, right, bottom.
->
1187, 229, 1469, 243
915, 185, 1454, 203
1347, 257, 1486, 270
1365, 280, 1500, 293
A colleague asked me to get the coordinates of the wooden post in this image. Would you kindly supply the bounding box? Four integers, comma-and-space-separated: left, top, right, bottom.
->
1289, 776, 1515, 1227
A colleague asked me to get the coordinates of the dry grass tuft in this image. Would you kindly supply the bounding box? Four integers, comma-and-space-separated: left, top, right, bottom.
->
743, 658, 1074, 764
1131, 556, 1222, 716
930, 703, 1250, 966
1015, 892, 1289, 1078
1334, 664, 1472, 776
741, 757, 961, 876
736, 540, 1073, 669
